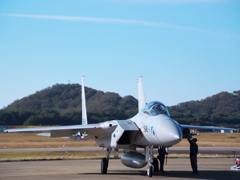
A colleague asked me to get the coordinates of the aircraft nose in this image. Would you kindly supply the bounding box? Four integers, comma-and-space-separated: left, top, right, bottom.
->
156, 116, 182, 146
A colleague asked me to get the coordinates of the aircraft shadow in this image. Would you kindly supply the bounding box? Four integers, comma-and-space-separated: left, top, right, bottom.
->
81, 170, 147, 176
81, 170, 240, 179
157, 170, 240, 180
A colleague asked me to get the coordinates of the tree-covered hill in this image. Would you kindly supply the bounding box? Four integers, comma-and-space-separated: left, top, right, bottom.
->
0, 84, 138, 126
169, 91, 240, 116
169, 91, 240, 127
1, 84, 239, 127
4, 84, 138, 116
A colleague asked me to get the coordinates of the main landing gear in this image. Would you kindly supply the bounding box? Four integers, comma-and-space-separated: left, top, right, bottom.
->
101, 157, 109, 174
101, 148, 119, 174
100, 146, 158, 177
101, 148, 111, 174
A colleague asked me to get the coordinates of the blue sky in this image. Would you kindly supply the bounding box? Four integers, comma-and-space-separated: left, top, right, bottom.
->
0, 0, 239, 109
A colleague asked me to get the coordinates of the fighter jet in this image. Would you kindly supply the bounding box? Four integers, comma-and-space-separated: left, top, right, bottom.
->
4, 77, 235, 177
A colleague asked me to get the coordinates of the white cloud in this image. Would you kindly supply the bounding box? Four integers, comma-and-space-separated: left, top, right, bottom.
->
2, 14, 209, 31
2, 14, 239, 39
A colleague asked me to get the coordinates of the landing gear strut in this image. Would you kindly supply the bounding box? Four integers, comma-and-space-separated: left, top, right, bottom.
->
146, 145, 154, 177
101, 148, 112, 174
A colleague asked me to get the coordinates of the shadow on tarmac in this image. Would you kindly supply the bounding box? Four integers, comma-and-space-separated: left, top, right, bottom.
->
82, 170, 240, 179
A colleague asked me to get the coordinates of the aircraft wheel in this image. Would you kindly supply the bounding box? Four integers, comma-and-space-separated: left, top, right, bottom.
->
153, 158, 159, 172
147, 166, 153, 177
101, 158, 108, 174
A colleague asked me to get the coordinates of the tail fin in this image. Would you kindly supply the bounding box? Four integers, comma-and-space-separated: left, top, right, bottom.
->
81, 76, 88, 125
137, 76, 146, 112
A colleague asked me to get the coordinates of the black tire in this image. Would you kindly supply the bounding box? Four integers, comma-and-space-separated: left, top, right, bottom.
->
153, 158, 159, 172
147, 166, 153, 177
101, 158, 108, 174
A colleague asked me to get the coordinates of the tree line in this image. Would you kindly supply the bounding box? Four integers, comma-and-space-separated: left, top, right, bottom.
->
1, 110, 239, 127
171, 112, 240, 127
0, 109, 133, 126
1, 84, 240, 127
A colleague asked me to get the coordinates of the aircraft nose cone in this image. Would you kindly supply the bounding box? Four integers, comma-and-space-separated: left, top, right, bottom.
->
157, 116, 182, 146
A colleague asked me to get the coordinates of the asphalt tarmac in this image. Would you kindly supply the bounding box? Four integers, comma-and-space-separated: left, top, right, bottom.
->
1, 147, 239, 180
1, 158, 240, 180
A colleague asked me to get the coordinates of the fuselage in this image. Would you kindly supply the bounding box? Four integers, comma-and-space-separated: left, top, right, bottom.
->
131, 101, 183, 147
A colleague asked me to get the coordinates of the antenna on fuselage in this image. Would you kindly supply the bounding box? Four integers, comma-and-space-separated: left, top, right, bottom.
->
81, 76, 88, 125
137, 76, 146, 112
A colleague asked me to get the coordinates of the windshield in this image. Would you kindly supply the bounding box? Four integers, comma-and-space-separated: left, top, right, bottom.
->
142, 101, 170, 116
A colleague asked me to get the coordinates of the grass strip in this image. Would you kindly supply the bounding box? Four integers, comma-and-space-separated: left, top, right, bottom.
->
0, 152, 238, 162
0, 151, 106, 161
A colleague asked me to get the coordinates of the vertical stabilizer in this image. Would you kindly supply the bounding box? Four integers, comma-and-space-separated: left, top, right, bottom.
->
137, 76, 146, 112
81, 76, 88, 125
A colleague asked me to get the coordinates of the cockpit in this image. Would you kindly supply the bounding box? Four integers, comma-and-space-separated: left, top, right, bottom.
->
142, 101, 170, 116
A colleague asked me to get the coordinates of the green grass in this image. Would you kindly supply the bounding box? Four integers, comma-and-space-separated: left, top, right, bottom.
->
0, 151, 107, 161
0, 151, 237, 162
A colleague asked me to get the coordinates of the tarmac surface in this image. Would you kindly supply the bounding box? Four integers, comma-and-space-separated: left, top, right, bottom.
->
1, 146, 239, 155
1, 158, 240, 180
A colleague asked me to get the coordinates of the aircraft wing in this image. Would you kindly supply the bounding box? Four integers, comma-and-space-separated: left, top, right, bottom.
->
180, 124, 236, 131
4, 121, 118, 138
179, 124, 236, 138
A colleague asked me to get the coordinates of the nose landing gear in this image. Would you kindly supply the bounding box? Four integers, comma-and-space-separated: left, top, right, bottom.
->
146, 145, 154, 177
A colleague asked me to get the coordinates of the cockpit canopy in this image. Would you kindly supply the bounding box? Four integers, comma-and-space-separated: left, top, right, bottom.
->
142, 101, 170, 116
